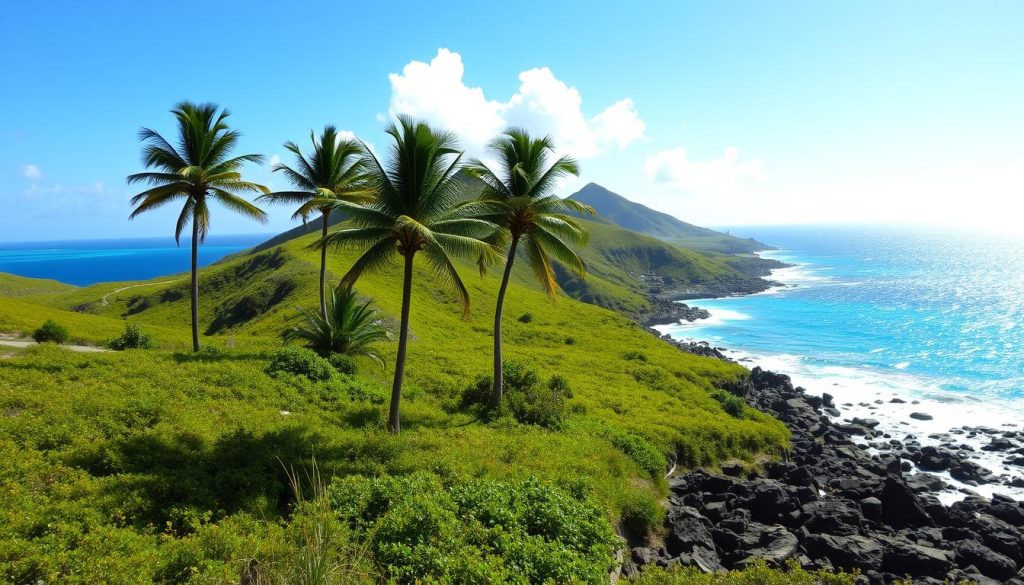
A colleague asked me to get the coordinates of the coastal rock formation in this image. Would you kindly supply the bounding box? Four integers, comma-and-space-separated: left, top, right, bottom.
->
637, 298, 711, 328
631, 367, 1024, 584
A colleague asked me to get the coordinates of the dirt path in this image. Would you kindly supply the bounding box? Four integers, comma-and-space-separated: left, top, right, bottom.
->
0, 334, 108, 353
101, 280, 180, 306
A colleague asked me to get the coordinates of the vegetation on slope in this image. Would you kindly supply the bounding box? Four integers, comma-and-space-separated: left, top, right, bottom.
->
0, 212, 790, 581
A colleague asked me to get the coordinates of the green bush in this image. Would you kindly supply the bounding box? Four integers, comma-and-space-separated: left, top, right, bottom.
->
505, 365, 573, 430
33, 319, 69, 344
459, 374, 493, 409
517, 312, 533, 323
107, 322, 156, 350
619, 489, 665, 535
330, 472, 619, 584
623, 350, 647, 362
629, 559, 857, 584
711, 389, 746, 419
459, 362, 573, 429
328, 353, 357, 376
607, 429, 666, 478
266, 346, 333, 381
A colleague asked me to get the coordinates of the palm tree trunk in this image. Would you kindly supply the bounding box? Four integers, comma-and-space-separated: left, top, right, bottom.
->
490, 237, 519, 409
319, 210, 330, 320
190, 219, 200, 352
389, 252, 415, 434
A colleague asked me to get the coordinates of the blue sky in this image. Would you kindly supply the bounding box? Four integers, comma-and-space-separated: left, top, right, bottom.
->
2, 0, 1022, 242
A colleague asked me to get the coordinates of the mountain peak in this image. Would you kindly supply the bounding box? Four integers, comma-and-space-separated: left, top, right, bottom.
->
567, 183, 767, 254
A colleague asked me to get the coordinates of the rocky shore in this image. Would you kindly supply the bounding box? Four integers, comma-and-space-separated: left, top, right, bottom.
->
629, 367, 1024, 584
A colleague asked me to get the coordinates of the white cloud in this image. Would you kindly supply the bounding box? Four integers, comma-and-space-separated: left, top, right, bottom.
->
268, 154, 281, 167
23, 164, 42, 180
644, 146, 763, 195
387, 49, 645, 159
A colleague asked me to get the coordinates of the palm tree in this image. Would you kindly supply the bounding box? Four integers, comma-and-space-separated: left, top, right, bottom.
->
283, 285, 389, 367
257, 127, 371, 319
127, 102, 268, 352
320, 116, 499, 433
466, 128, 592, 408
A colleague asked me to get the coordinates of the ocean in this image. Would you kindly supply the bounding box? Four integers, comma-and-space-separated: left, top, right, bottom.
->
656, 225, 1024, 501
0, 234, 270, 286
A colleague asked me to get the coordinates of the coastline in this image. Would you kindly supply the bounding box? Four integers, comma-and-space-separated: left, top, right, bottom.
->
629, 367, 1024, 584
652, 251, 1024, 504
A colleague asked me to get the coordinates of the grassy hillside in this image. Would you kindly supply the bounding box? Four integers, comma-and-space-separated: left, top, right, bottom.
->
563, 220, 741, 312
0, 224, 790, 582
569, 183, 768, 254
0, 272, 76, 298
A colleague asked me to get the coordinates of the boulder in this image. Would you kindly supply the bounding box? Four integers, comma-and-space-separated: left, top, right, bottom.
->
665, 506, 714, 557
881, 476, 933, 528
803, 534, 884, 571
881, 539, 954, 577
953, 539, 1018, 580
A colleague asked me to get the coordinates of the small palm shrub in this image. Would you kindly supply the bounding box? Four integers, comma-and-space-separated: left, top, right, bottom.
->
33, 320, 69, 344
283, 286, 388, 370
267, 346, 333, 382
108, 322, 156, 350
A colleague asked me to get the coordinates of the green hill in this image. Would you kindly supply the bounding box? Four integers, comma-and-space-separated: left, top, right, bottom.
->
0, 221, 789, 582
568, 183, 769, 254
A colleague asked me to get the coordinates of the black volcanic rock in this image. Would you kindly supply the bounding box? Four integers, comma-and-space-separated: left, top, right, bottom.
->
634, 366, 1024, 584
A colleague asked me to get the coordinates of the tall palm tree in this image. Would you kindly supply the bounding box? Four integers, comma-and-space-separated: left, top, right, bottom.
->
320, 116, 499, 434
127, 101, 268, 352
466, 128, 592, 408
257, 127, 371, 319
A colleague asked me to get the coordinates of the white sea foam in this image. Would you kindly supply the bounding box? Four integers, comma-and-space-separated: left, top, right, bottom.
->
701, 342, 1024, 502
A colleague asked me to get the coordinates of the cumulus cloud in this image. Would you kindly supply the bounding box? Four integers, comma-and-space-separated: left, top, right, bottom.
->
23, 164, 42, 180
268, 154, 281, 167
644, 146, 763, 195
387, 49, 645, 159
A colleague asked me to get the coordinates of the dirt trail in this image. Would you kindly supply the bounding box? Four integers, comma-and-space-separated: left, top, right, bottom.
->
101, 280, 180, 306
0, 334, 107, 353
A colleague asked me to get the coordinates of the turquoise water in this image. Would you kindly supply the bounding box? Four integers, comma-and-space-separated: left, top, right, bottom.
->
0, 234, 269, 286
658, 225, 1024, 499
660, 225, 1024, 402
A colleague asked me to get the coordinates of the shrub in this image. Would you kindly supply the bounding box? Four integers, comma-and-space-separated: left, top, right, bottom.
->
460, 362, 573, 429
266, 346, 333, 381
564, 336, 576, 345
517, 312, 533, 323
711, 389, 746, 419
107, 322, 156, 350
328, 353, 357, 376
619, 490, 665, 535
33, 319, 69, 344
504, 362, 572, 430
629, 559, 857, 584
459, 375, 493, 409
623, 350, 647, 362
329, 472, 619, 584
607, 429, 666, 477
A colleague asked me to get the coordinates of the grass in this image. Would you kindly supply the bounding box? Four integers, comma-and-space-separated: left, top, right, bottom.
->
0, 226, 791, 583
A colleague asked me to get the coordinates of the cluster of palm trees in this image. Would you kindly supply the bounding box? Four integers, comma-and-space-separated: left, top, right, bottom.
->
128, 101, 593, 433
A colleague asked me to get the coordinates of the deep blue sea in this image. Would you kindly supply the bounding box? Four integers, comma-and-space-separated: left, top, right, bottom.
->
657, 225, 1024, 499
0, 234, 270, 286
